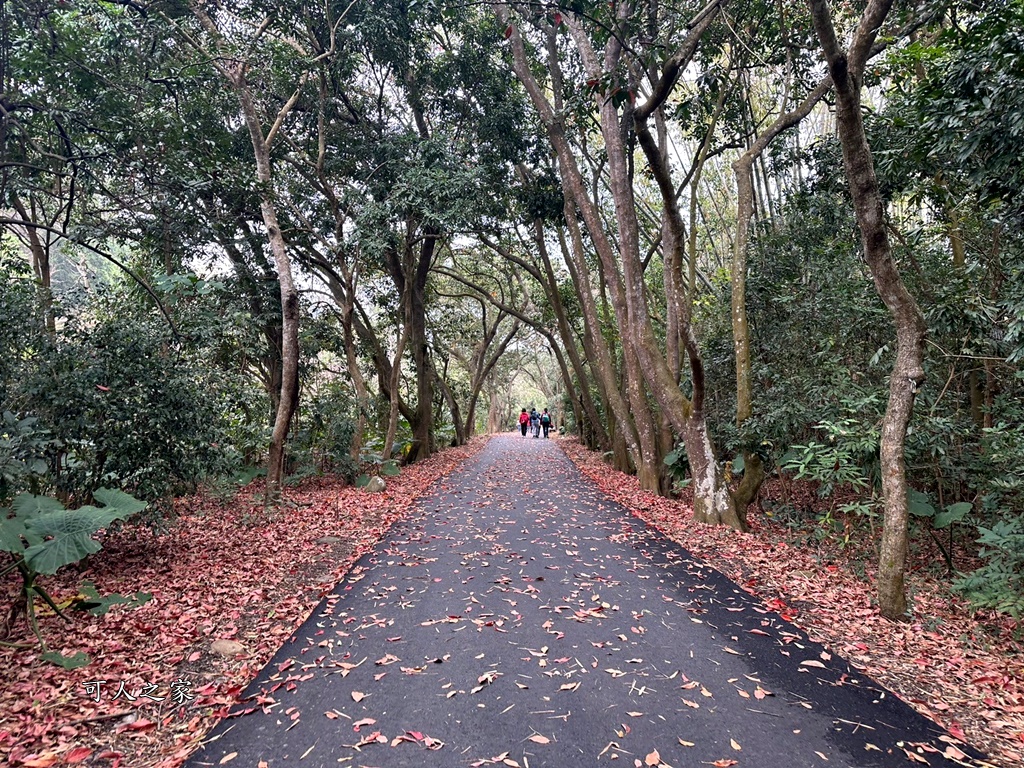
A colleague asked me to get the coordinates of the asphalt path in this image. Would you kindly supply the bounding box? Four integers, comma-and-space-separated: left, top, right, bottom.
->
187, 435, 981, 768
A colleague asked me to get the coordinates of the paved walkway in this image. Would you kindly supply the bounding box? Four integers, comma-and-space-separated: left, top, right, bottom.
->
187, 435, 978, 767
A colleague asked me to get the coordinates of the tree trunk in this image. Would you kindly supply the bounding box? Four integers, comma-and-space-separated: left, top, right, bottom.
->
501, 15, 647, 474
486, 388, 502, 434
407, 241, 435, 462
810, 0, 926, 620
682, 329, 745, 528
576, 15, 741, 523
383, 323, 410, 460
340, 291, 370, 459
231, 78, 300, 506
727, 79, 831, 514
463, 320, 519, 439
191, 8, 305, 506
539, 222, 610, 450
435, 367, 466, 446
11, 195, 55, 336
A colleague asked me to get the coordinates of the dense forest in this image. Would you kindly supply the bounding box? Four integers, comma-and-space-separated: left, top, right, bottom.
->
2, 0, 1021, 653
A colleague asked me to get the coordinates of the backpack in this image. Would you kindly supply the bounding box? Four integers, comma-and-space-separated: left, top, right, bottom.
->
540, 413, 550, 425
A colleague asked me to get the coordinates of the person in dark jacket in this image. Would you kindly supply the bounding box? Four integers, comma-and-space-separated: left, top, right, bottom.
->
540, 408, 552, 438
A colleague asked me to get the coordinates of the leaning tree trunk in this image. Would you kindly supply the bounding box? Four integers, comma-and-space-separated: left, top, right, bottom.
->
565, 13, 739, 521
501, 13, 650, 479
729, 78, 832, 517
190, 7, 305, 506
232, 74, 301, 507
810, 0, 926, 620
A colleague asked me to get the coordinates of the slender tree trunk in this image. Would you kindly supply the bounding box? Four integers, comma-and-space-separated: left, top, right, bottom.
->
407, 247, 435, 462
560, 201, 644, 468
340, 293, 370, 459
383, 322, 410, 460
229, 77, 301, 506
463, 321, 519, 439
190, 8, 305, 506
434, 362, 466, 446
538, 222, 610, 450
576, 14, 740, 520
624, 345, 662, 492
730, 159, 766, 513
486, 388, 502, 434
501, 14, 647, 474
11, 194, 55, 336
728, 79, 831, 514
810, 0, 926, 620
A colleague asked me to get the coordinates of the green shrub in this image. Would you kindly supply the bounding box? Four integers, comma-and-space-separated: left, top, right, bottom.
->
0, 412, 53, 502
290, 381, 358, 482
23, 310, 228, 506
954, 516, 1024, 619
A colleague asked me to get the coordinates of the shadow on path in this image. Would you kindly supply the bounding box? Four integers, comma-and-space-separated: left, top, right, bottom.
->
187, 435, 983, 767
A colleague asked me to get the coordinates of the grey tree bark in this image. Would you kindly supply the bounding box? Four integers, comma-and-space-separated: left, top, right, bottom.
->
809, 0, 927, 620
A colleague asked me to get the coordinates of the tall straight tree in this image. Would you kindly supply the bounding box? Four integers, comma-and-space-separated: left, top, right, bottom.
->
179, 3, 344, 503
809, 0, 927, 619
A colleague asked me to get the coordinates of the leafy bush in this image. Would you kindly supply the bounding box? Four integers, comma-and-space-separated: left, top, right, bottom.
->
781, 416, 879, 499
0, 412, 53, 501
954, 516, 1024, 619
290, 381, 358, 482
0, 246, 42, 408
21, 309, 228, 507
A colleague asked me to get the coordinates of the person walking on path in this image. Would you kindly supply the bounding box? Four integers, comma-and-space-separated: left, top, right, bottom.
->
540, 408, 552, 438
518, 408, 529, 437
529, 407, 540, 438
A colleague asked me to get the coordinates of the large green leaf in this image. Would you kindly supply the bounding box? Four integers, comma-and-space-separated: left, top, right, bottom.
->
74, 581, 154, 616
0, 510, 30, 554
92, 487, 148, 517
934, 502, 973, 529
23, 507, 122, 574
6, 495, 63, 551
12, 494, 66, 517
41, 650, 91, 670
907, 489, 936, 518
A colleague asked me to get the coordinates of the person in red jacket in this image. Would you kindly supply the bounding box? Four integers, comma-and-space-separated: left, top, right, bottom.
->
518, 408, 530, 437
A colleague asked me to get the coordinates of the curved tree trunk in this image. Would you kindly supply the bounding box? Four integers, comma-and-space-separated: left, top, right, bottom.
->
500, 14, 653, 479
435, 364, 466, 446
810, 0, 927, 620
729, 79, 833, 516
233, 76, 300, 507
190, 7, 306, 505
